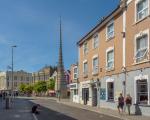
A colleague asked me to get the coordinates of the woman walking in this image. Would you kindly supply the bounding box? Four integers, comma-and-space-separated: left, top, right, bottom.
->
125, 94, 132, 115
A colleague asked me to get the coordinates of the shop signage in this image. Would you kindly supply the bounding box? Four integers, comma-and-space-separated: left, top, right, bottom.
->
69, 83, 77, 89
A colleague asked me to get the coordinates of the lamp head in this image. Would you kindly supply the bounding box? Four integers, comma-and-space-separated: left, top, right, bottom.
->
12, 45, 17, 48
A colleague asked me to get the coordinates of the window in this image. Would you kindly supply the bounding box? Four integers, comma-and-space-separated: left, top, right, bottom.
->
92, 57, 98, 74
136, 79, 148, 104
7, 82, 9, 87
136, 0, 149, 21
83, 42, 88, 55
14, 76, 17, 81
107, 20, 114, 39
14, 82, 17, 87
135, 34, 148, 63
106, 49, 114, 70
21, 76, 23, 81
107, 82, 114, 101
83, 62, 88, 75
93, 34, 99, 48
73, 67, 78, 80
26, 77, 29, 81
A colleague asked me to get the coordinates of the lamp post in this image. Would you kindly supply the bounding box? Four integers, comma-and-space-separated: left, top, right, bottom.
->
122, 66, 126, 112
96, 78, 101, 108
11, 45, 17, 101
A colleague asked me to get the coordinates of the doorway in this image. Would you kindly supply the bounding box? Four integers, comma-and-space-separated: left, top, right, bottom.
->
82, 88, 89, 105
92, 87, 97, 106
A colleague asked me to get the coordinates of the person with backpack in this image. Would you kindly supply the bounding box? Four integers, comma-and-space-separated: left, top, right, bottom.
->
125, 94, 132, 115
117, 93, 124, 113
32, 104, 40, 114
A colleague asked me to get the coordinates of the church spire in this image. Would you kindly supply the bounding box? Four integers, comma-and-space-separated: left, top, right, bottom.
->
56, 17, 67, 98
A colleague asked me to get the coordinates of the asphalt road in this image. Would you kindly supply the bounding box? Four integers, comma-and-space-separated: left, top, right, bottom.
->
29, 98, 122, 120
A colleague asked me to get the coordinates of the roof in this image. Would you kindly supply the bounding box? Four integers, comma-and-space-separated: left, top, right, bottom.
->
77, 4, 123, 46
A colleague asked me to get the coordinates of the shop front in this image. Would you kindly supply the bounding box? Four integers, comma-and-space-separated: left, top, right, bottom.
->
70, 83, 79, 103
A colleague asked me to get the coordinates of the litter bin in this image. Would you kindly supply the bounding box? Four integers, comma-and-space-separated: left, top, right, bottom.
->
5, 97, 10, 109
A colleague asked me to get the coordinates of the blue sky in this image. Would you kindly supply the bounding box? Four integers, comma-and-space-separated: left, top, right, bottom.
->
0, 0, 120, 72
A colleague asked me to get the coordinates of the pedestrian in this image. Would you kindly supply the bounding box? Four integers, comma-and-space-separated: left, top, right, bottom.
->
117, 93, 124, 114
125, 94, 132, 115
32, 104, 40, 114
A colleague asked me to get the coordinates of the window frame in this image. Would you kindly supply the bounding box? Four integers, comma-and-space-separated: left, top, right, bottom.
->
93, 33, 99, 49
83, 60, 88, 76
106, 47, 114, 71
83, 42, 88, 55
134, 29, 149, 63
134, 75, 150, 105
135, 0, 149, 22
92, 55, 99, 75
106, 20, 114, 40
73, 66, 78, 80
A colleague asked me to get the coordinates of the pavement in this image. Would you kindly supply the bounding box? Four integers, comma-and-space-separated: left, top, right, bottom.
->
32, 96, 150, 120
0, 97, 34, 120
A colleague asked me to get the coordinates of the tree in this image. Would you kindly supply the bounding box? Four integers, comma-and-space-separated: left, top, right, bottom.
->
33, 81, 47, 93
47, 78, 55, 90
25, 85, 33, 94
19, 83, 26, 93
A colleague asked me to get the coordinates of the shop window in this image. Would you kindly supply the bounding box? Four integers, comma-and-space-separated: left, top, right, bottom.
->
136, 79, 148, 104
107, 82, 114, 101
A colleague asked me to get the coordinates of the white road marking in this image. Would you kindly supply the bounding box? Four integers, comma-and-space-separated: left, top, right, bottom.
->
32, 113, 38, 120
14, 114, 20, 118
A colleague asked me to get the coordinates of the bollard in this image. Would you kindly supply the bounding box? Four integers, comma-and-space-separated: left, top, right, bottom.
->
5, 97, 10, 109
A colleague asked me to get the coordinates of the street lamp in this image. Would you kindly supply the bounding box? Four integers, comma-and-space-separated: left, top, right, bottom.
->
122, 66, 126, 98
11, 45, 17, 100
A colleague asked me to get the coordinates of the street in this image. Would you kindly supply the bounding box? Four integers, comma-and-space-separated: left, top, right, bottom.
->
1, 97, 150, 120
29, 98, 121, 120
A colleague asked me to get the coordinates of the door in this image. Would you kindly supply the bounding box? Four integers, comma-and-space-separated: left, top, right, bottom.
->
92, 87, 97, 106
82, 88, 89, 105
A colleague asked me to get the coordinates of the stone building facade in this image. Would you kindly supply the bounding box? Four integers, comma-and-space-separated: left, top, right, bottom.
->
0, 70, 32, 91
32, 66, 52, 83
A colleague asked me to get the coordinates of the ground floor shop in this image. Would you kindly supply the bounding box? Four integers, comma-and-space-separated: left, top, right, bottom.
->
70, 83, 79, 103
77, 68, 150, 116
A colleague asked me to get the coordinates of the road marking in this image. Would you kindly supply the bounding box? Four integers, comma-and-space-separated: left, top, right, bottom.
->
14, 114, 20, 118
32, 113, 38, 120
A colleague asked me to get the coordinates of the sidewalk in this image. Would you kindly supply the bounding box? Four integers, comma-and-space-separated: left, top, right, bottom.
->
34, 97, 150, 120
0, 98, 34, 120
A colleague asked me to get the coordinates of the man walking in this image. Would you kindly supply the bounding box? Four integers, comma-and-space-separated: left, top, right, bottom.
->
117, 93, 124, 114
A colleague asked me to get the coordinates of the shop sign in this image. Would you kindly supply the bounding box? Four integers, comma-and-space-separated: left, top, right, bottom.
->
70, 83, 77, 89
82, 83, 90, 88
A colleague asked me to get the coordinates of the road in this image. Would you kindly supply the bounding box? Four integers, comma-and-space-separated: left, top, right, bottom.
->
29, 98, 122, 120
